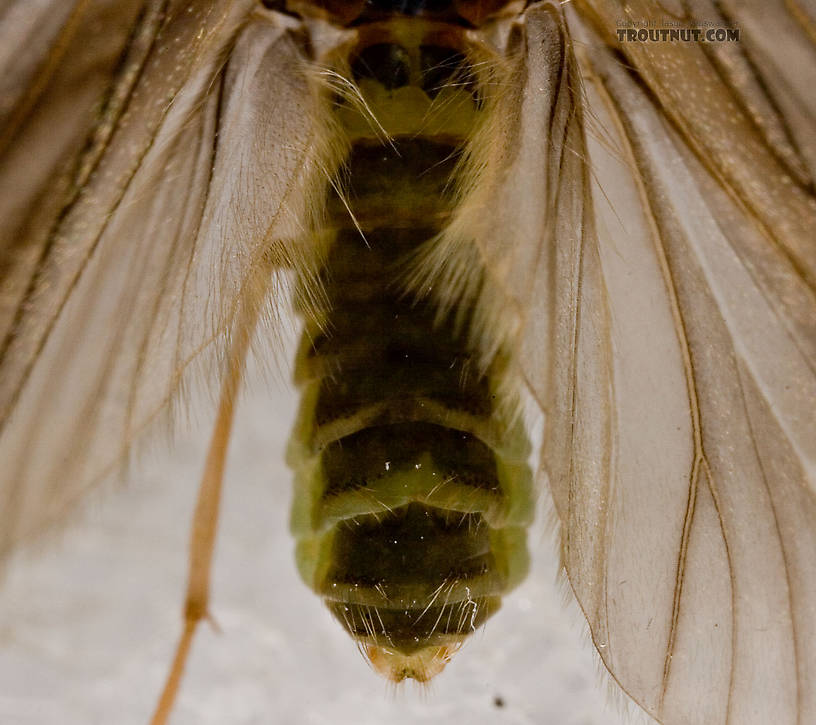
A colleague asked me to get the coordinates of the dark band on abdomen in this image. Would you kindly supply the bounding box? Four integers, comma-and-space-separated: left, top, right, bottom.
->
287, 40, 533, 681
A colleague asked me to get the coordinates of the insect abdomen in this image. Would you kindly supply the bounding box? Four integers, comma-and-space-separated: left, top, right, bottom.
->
287, 31, 533, 682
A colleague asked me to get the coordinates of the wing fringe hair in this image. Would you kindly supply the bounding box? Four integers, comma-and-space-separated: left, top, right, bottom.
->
1, 2, 815, 724
410, 1, 816, 723
0, 1, 344, 556
559, 2, 815, 723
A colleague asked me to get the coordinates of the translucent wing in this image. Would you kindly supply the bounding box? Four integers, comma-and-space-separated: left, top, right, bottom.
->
555, 2, 815, 723
0, 2, 334, 556
414, 0, 816, 722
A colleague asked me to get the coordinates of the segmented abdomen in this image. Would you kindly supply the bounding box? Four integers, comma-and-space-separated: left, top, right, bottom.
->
287, 35, 533, 682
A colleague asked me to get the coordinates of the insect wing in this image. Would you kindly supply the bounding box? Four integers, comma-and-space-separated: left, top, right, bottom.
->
2, 0, 815, 723
528, 2, 816, 723
0, 2, 327, 558
407, 1, 588, 410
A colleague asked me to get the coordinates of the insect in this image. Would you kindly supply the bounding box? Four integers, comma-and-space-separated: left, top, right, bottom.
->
0, 1, 814, 724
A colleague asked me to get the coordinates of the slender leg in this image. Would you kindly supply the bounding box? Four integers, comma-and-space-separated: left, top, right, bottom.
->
150, 307, 257, 725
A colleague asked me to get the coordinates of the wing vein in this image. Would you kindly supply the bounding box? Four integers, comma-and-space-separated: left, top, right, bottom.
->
0, 0, 176, 431
588, 58, 735, 718
702, 3, 812, 189
129, 65, 228, 441
72, 1, 170, 192
0, 0, 252, 436
734, 360, 802, 724
786, 0, 816, 46
0, 0, 93, 157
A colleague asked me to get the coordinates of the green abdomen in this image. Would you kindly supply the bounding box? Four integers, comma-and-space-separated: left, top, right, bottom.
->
287, 47, 533, 681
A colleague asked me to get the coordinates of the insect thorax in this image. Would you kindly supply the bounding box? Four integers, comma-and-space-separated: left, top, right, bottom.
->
286, 5, 533, 683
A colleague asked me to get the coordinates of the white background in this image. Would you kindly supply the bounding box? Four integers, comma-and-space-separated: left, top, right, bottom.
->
0, 345, 646, 725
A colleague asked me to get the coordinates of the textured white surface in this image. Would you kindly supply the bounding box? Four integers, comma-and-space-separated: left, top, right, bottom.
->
0, 356, 635, 725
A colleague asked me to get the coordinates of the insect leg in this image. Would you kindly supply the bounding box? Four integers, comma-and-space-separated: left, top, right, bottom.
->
149, 295, 260, 725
